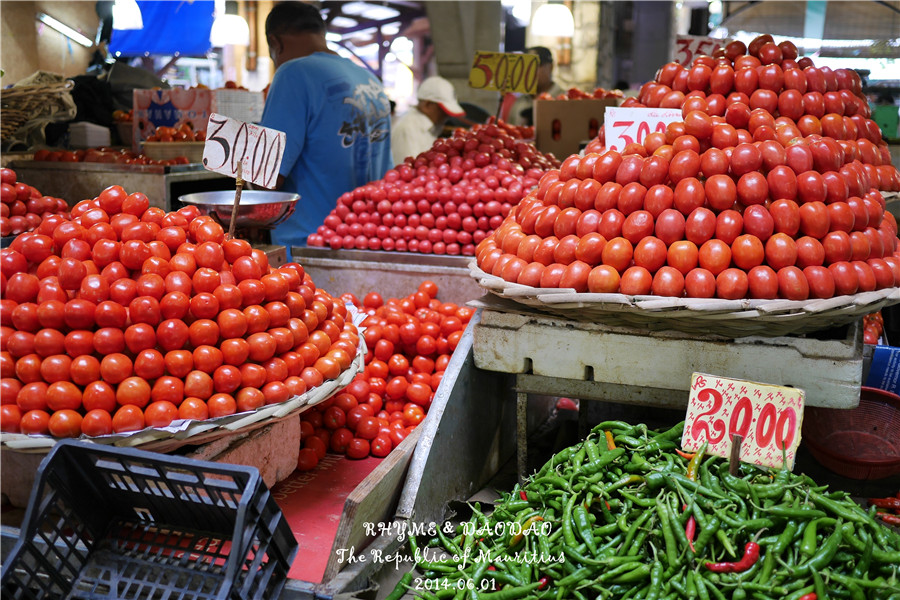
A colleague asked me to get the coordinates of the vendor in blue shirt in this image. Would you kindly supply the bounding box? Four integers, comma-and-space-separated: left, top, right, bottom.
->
261, 1, 393, 250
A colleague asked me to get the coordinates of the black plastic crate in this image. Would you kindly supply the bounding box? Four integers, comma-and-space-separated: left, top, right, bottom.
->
1, 440, 298, 600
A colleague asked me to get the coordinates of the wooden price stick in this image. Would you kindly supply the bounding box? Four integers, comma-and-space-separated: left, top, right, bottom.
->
729, 434, 743, 476
229, 162, 243, 239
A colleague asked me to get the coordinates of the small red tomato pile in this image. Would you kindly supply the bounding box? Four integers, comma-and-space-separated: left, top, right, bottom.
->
863, 311, 884, 345
538, 86, 626, 101
306, 119, 561, 254
295, 281, 474, 469
0, 185, 360, 439
0, 168, 69, 237
476, 35, 900, 301
32, 147, 192, 167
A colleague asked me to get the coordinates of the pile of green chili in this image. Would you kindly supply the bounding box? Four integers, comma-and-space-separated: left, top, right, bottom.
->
393, 421, 900, 600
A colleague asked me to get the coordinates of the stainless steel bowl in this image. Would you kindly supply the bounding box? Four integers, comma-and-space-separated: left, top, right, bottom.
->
179, 190, 299, 229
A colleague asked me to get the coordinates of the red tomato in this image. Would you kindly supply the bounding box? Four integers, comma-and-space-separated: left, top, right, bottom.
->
346, 437, 371, 459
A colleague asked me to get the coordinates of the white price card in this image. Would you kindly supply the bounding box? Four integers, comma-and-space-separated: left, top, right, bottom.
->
681, 373, 805, 470
603, 107, 683, 153
202, 113, 286, 189
672, 35, 726, 67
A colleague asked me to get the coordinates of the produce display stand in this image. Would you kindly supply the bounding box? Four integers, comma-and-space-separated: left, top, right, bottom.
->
9, 160, 233, 211
292, 247, 485, 306
291, 310, 556, 599
470, 293, 871, 482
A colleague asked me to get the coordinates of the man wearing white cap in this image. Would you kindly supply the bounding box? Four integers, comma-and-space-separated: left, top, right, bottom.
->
391, 76, 465, 164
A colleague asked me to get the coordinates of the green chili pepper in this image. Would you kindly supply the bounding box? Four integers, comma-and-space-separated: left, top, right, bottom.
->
656, 498, 680, 568
620, 509, 654, 555
799, 517, 834, 559
792, 519, 843, 576
693, 514, 720, 557
583, 448, 626, 477
758, 505, 827, 520
476, 581, 542, 600
644, 562, 664, 600
572, 505, 597, 555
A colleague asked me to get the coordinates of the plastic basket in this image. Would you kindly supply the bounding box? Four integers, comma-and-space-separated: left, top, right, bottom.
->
802, 386, 900, 480
0, 439, 298, 600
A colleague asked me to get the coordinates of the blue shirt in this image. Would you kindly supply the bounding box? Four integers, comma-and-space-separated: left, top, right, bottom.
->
260, 52, 393, 249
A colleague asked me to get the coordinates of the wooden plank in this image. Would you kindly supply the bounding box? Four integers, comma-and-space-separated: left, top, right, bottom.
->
323, 426, 423, 580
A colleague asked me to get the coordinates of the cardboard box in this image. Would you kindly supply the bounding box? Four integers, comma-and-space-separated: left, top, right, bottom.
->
132, 88, 267, 153
535, 97, 619, 159
132, 87, 212, 152
211, 89, 265, 125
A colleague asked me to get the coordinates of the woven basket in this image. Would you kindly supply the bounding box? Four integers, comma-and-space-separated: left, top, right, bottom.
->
1, 80, 75, 144
469, 262, 900, 338
0, 318, 367, 455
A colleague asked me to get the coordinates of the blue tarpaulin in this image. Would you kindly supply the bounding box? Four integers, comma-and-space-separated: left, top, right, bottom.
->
110, 1, 215, 57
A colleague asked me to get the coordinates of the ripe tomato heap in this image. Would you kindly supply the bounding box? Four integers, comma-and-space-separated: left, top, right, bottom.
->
0, 185, 360, 438
539, 86, 625, 101
476, 35, 900, 301
31, 147, 192, 167
863, 311, 884, 345
306, 119, 561, 254
296, 281, 474, 468
0, 168, 69, 237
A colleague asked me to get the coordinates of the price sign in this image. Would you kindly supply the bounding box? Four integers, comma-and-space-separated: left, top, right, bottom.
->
603, 107, 683, 152
202, 113, 286, 189
682, 373, 805, 470
469, 51, 540, 95
673, 35, 726, 67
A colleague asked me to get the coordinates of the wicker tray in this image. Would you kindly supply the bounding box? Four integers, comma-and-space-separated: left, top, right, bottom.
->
1, 80, 75, 143
142, 141, 206, 163
469, 262, 900, 338
0, 316, 367, 454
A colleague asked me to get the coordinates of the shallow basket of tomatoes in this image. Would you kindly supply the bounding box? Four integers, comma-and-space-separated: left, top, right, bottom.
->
141, 142, 205, 164
0, 309, 367, 454
469, 261, 900, 338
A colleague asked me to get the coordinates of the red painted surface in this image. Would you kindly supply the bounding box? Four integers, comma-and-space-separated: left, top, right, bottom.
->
272, 453, 382, 583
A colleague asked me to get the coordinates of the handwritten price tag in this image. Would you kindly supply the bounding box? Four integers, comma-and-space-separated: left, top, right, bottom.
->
681, 373, 805, 470
673, 35, 726, 67
202, 113, 286, 189
469, 51, 540, 95
603, 107, 683, 153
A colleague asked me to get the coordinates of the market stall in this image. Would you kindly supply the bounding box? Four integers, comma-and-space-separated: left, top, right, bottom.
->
3, 1, 900, 599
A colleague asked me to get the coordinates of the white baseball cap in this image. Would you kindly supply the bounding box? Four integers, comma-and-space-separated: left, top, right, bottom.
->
417, 76, 465, 117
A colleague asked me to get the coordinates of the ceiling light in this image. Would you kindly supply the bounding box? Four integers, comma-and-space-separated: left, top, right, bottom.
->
112, 0, 143, 30
530, 3, 574, 37
210, 0, 250, 47
36, 12, 93, 47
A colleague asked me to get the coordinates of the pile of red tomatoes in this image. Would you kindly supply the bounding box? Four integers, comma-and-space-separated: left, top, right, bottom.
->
0, 168, 69, 237
296, 281, 474, 468
477, 35, 900, 301
1, 185, 359, 438
306, 120, 560, 254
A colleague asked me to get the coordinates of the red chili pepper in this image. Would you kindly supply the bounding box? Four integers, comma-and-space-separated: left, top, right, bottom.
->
675, 449, 696, 460
686, 515, 697, 552
519, 490, 528, 501
869, 497, 900, 510
879, 513, 900, 526
537, 576, 549, 590
797, 594, 817, 600
705, 541, 760, 573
